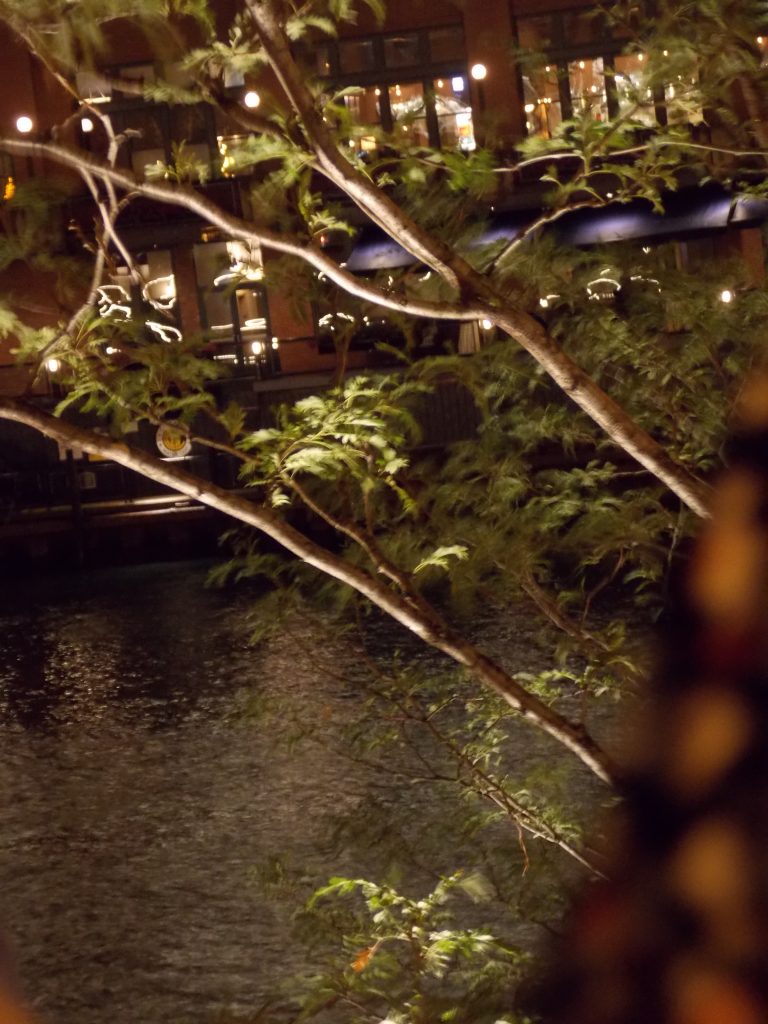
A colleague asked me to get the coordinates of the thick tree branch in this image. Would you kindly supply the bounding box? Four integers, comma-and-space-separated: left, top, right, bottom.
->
0, 133, 712, 515
0, 396, 620, 785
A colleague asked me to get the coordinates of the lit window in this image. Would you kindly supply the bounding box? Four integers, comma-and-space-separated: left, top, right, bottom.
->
568, 57, 608, 121
522, 66, 562, 139
614, 52, 655, 126
388, 82, 428, 146
433, 77, 475, 151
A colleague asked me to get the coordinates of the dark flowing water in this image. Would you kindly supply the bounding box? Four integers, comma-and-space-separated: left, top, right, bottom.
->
0, 563, 394, 1024
0, 561, 609, 1024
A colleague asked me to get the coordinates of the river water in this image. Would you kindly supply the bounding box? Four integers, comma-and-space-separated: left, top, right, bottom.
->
0, 561, 604, 1024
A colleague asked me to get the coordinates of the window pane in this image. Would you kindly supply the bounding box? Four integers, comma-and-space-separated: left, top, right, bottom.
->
428, 26, 465, 63
315, 44, 333, 76
344, 86, 382, 125
614, 53, 655, 125
384, 33, 420, 68
433, 77, 475, 151
171, 105, 209, 144
522, 66, 563, 138
143, 251, 176, 312
665, 75, 704, 124
569, 57, 608, 121
389, 82, 428, 145
563, 9, 603, 46
236, 287, 268, 347
114, 63, 155, 95
516, 16, 554, 53
339, 38, 376, 74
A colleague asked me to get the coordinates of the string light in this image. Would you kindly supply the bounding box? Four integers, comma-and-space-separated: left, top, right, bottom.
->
470, 63, 487, 81
243, 91, 260, 109
720, 288, 734, 303
46, 358, 60, 373
15, 115, 33, 134
81, 117, 94, 133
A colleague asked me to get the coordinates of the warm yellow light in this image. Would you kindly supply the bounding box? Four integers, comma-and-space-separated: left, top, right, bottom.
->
46, 358, 60, 373
720, 288, 734, 304
758, 36, 764, 44
81, 117, 94, 133
470, 63, 487, 81
16, 115, 33, 134
524, 102, 535, 112
578, 60, 585, 70
480, 318, 493, 330
243, 91, 260, 109
3, 176, 14, 201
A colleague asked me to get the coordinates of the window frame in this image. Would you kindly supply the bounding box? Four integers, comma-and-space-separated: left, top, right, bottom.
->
311, 24, 473, 150
514, 6, 668, 137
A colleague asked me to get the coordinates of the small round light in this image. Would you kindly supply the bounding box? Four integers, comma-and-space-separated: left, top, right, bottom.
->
271, 337, 279, 350
720, 288, 734, 304
243, 91, 260, 109
81, 117, 94, 133
539, 297, 549, 309
251, 339, 264, 355
758, 36, 764, 44
470, 63, 487, 81
46, 357, 60, 373
524, 102, 535, 112
480, 318, 493, 330
16, 115, 33, 134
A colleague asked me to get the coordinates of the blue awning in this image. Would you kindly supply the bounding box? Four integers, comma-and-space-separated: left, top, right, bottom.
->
344, 186, 768, 272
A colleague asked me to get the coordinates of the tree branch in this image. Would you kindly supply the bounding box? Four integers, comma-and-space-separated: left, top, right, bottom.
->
0, 396, 620, 785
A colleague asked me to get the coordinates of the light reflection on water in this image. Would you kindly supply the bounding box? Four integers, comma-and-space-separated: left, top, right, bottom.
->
0, 563, 371, 1024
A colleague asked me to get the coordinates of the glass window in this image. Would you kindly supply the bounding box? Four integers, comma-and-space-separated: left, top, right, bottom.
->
613, 53, 655, 125
433, 77, 475, 151
428, 26, 465, 63
344, 86, 382, 125
315, 44, 333, 76
384, 33, 420, 68
339, 38, 377, 74
522, 65, 563, 138
516, 16, 554, 54
568, 57, 608, 122
142, 251, 177, 314
563, 9, 604, 46
665, 75, 704, 124
114, 63, 156, 95
389, 82, 428, 146
193, 241, 269, 366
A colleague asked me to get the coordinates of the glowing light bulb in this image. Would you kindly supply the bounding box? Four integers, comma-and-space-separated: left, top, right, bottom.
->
251, 339, 264, 355
480, 318, 493, 330
16, 115, 33, 134
470, 63, 487, 81
539, 297, 549, 309
720, 288, 734, 304
46, 358, 60, 373
243, 91, 260, 109
578, 60, 585, 70
81, 117, 94, 133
